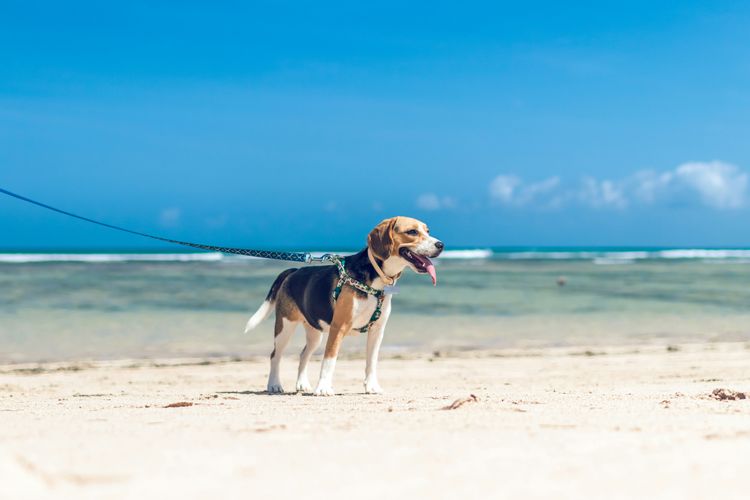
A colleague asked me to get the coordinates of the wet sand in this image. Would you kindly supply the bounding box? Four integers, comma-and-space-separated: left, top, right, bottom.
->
2, 342, 750, 499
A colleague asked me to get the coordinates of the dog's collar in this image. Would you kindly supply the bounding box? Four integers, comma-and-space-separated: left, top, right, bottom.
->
330, 255, 384, 333
367, 247, 399, 286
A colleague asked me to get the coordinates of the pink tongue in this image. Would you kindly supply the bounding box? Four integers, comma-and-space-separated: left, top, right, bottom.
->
426, 264, 437, 286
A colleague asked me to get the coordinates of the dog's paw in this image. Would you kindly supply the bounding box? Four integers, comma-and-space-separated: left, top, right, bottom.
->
313, 382, 335, 396
364, 378, 383, 394
267, 383, 285, 394
295, 378, 312, 393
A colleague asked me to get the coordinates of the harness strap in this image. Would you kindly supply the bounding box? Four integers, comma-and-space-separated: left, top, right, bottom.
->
330, 255, 384, 333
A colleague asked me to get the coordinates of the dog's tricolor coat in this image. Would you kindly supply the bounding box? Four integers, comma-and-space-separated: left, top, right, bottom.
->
244, 216, 444, 396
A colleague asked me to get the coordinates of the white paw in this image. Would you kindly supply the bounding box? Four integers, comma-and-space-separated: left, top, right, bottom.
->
313, 382, 335, 396
267, 383, 284, 394
364, 379, 383, 394
295, 378, 312, 393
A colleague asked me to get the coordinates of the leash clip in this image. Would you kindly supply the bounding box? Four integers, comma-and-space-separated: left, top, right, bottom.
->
306, 253, 335, 264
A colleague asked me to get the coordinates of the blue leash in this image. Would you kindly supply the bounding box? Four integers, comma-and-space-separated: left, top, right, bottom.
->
0, 187, 327, 263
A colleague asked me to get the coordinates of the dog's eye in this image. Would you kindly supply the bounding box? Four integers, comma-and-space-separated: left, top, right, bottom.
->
406, 229, 419, 236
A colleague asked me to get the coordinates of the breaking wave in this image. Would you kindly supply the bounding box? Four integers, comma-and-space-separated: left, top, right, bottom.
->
2, 248, 750, 264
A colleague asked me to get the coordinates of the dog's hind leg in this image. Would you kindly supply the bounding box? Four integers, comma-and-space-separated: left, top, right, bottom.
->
296, 324, 322, 393
267, 317, 297, 394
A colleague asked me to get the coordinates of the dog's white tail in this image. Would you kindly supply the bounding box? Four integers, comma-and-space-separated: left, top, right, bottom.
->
244, 300, 273, 333
244, 268, 296, 334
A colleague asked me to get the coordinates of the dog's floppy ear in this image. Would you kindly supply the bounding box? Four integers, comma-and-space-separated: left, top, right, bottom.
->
368, 217, 398, 260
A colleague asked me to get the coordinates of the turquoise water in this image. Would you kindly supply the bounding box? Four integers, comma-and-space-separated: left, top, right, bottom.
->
1, 249, 750, 362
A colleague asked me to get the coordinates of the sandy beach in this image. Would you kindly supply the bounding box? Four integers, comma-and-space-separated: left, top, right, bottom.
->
5, 1, 750, 498
2, 342, 750, 499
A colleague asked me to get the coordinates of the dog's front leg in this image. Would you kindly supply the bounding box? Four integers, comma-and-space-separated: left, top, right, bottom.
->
313, 327, 348, 396
364, 298, 390, 394
364, 325, 385, 394
313, 290, 354, 396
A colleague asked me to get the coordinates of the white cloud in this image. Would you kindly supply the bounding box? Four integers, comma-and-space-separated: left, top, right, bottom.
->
631, 170, 674, 203
489, 175, 560, 207
579, 178, 628, 209
416, 193, 456, 211
517, 177, 561, 205
489, 161, 748, 212
158, 207, 181, 227
627, 161, 747, 210
416, 193, 441, 211
673, 161, 747, 209
489, 175, 522, 204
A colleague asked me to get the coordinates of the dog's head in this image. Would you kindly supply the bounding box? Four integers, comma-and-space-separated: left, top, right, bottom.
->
367, 216, 444, 285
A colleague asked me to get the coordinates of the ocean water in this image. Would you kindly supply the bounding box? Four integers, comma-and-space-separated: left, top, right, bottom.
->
1, 248, 750, 362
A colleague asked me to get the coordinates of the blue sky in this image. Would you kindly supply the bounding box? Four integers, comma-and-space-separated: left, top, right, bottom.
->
2, 1, 750, 249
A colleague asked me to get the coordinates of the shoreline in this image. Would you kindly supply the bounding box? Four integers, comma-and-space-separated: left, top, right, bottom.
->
1, 339, 747, 372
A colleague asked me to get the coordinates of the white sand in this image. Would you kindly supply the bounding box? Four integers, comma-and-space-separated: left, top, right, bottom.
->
2, 342, 750, 499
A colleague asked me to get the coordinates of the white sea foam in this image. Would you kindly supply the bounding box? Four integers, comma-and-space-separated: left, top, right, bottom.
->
2, 248, 750, 263
656, 249, 750, 259
506, 251, 591, 260
437, 249, 493, 260
0, 253, 224, 263
500, 249, 750, 262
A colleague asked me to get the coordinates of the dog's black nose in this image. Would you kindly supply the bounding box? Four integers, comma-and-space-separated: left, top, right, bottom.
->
435, 240, 444, 250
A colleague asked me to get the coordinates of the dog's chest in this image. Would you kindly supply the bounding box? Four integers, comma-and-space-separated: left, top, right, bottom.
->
316, 291, 389, 334
350, 294, 379, 330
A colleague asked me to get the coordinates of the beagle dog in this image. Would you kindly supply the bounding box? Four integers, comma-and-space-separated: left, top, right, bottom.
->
244, 216, 444, 395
